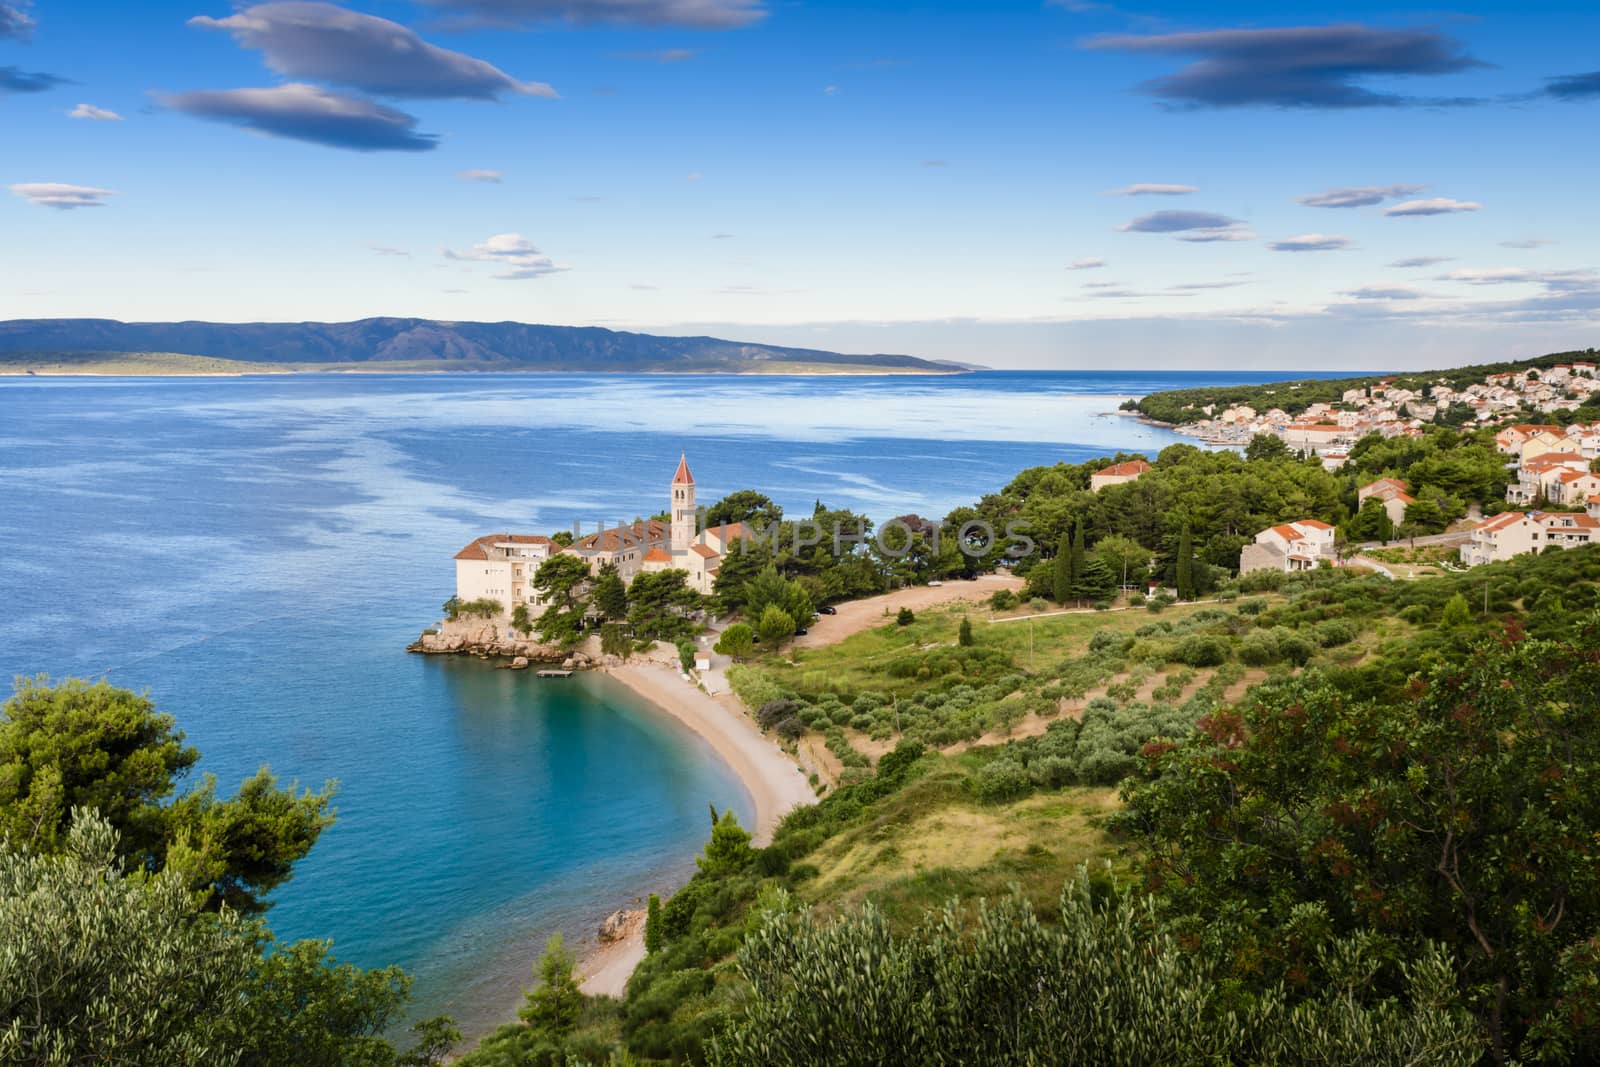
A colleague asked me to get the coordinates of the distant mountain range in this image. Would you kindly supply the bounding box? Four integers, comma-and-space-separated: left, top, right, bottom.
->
0, 318, 974, 374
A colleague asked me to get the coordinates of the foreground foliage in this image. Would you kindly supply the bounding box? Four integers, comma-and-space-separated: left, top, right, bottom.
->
714, 872, 1482, 1066
1118, 613, 1600, 1063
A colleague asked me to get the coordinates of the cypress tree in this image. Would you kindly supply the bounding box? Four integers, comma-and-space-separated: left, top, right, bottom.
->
1176, 524, 1194, 601
1052, 531, 1073, 604
958, 616, 974, 647
1069, 521, 1086, 602
645, 893, 663, 953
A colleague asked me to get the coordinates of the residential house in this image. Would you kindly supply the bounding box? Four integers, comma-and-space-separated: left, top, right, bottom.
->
1239, 519, 1337, 575
1357, 477, 1415, 527
1089, 459, 1152, 492
1507, 454, 1590, 506
1459, 512, 1545, 566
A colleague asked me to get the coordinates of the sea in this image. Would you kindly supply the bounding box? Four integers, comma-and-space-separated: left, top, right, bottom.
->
0, 369, 1325, 1036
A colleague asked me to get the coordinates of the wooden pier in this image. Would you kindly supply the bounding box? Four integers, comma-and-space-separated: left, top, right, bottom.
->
536, 669, 574, 678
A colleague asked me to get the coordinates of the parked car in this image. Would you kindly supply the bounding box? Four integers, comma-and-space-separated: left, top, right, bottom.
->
794, 628, 809, 637
819, 605, 838, 615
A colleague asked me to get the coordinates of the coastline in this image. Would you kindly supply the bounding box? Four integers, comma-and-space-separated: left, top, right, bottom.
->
576, 662, 816, 998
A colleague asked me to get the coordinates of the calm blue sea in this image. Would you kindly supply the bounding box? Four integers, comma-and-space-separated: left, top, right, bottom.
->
0, 369, 1325, 1034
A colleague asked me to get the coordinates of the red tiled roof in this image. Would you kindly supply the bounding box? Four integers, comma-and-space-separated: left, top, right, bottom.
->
572, 519, 666, 553
453, 533, 553, 560
689, 544, 718, 558
672, 453, 694, 485
1268, 524, 1304, 542
1095, 460, 1152, 478
1361, 477, 1408, 493
641, 547, 673, 563
1476, 512, 1527, 533
1296, 519, 1334, 530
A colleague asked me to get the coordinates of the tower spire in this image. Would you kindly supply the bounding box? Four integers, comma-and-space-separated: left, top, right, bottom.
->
672, 452, 694, 486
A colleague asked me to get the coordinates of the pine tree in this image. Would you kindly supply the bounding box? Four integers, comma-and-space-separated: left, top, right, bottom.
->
593, 563, 628, 621
1052, 531, 1073, 604
519, 934, 582, 1036
958, 616, 974, 647
1176, 523, 1194, 601
645, 894, 663, 954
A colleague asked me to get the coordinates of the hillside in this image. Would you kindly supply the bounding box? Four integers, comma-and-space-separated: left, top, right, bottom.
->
1129, 345, 1600, 425
0, 318, 969, 375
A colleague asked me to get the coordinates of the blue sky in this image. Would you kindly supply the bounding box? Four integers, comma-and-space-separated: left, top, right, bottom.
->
4, 0, 1599, 368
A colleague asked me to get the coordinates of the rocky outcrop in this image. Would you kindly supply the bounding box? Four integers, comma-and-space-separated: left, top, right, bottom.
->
598, 909, 644, 945
406, 615, 569, 663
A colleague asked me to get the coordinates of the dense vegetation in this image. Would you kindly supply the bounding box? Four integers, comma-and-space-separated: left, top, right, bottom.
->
450, 535, 1600, 1065
0, 678, 456, 1065
1127, 347, 1600, 425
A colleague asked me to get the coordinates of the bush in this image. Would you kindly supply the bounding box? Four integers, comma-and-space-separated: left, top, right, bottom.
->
1236, 598, 1268, 616
972, 759, 1033, 803
1028, 598, 1049, 613
989, 590, 1018, 610
1277, 633, 1316, 666
1088, 629, 1127, 656
1175, 635, 1229, 668
897, 607, 916, 626
1237, 630, 1280, 666
1314, 620, 1357, 648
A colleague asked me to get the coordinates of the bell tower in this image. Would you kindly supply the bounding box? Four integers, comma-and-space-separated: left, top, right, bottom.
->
670, 453, 696, 552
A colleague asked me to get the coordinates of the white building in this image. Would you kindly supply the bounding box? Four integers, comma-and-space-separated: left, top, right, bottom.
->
1460, 512, 1546, 566
1089, 459, 1152, 492
452, 534, 558, 614
1239, 519, 1337, 575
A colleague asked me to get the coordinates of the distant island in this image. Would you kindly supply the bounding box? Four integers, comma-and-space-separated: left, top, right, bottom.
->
0, 318, 975, 376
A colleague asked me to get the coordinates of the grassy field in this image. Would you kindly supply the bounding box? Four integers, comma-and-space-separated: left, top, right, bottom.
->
799, 760, 1122, 929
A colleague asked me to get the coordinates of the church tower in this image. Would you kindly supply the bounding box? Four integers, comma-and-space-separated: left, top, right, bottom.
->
670, 453, 697, 552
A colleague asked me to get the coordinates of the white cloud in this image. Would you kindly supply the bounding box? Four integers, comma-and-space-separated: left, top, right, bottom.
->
1067, 258, 1106, 270
9, 182, 119, 209
1500, 238, 1554, 249
442, 232, 567, 279
189, 2, 556, 100
1384, 197, 1481, 217
457, 169, 504, 183
1269, 233, 1352, 252
1296, 184, 1425, 208
1105, 183, 1197, 196
68, 103, 123, 121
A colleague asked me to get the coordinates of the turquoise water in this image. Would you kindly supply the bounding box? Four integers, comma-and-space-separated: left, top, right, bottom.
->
0, 369, 1316, 1033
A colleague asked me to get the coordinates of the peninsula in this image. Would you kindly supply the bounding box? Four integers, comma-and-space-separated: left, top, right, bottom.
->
0, 318, 973, 376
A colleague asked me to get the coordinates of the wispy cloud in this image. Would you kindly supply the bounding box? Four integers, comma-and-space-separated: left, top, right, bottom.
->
1085, 24, 1485, 110
1117, 209, 1245, 238
1106, 182, 1197, 196
9, 182, 119, 209
1500, 238, 1554, 249
1342, 285, 1427, 300
369, 244, 409, 256
1389, 255, 1453, 268
457, 168, 503, 182
1543, 71, 1600, 100
443, 232, 567, 279
1297, 183, 1425, 208
1, 65, 67, 94
68, 103, 122, 121
614, 48, 697, 63
1269, 233, 1352, 252
1067, 258, 1106, 270
1384, 197, 1480, 216
190, 2, 555, 100
1170, 280, 1246, 290
418, 0, 766, 30
0, 2, 34, 40
160, 84, 438, 152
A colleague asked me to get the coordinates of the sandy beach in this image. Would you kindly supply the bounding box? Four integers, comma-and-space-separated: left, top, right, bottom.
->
577, 661, 816, 997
